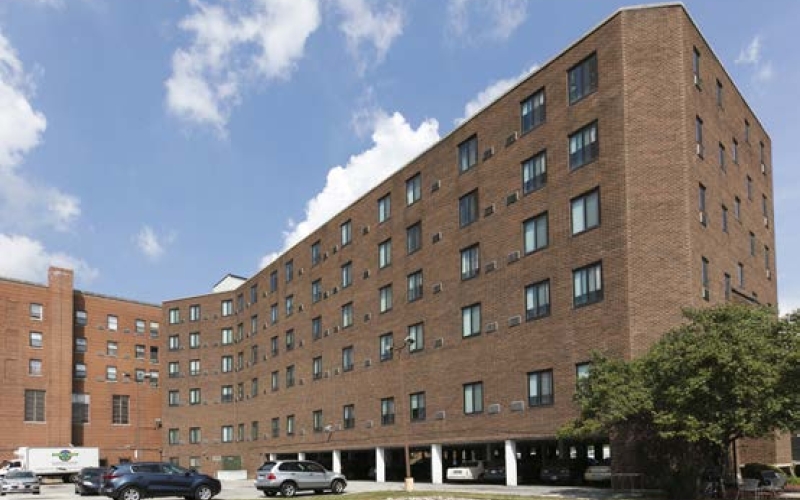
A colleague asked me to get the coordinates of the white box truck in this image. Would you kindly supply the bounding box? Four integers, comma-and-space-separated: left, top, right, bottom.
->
0, 447, 99, 482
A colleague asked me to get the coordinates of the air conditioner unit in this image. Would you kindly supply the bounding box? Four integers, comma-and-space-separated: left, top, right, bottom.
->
506, 191, 519, 206
484, 204, 495, 217
434, 411, 446, 420
510, 400, 525, 412
508, 315, 522, 327
505, 131, 518, 147
432, 283, 442, 294
485, 261, 497, 272
507, 250, 521, 263
362, 225, 370, 235
431, 180, 441, 192
364, 313, 371, 322
482, 147, 494, 161
488, 404, 501, 415
432, 232, 442, 243
486, 321, 498, 333
364, 359, 372, 367
434, 338, 444, 348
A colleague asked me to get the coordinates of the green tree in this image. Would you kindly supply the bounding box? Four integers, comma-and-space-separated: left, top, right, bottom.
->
561, 304, 800, 499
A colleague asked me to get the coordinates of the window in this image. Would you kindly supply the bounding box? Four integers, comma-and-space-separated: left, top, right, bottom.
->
459, 190, 479, 227
312, 280, 322, 303
523, 212, 549, 253
220, 299, 232, 317
576, 362, 591, 381
168, 335, 180, 351
75, 362, 87, 379
379, 284, 393, 313
746, 176, 753, 200
311, 240, 321, 266
699, 184, 707, 223
29, 359, 42, 376
132, 319, 145, 334
378, 239, 392, 268
461, 245, 480, 280
765, 246, 771, 273
311, 316, 322, 341
150, 346, 159, 364
29, 303, 43, 321
189, 388, 201, 405
270, 304, 278, 324
270, 336, 279, 356
406, 222, 422, 254
168, 390, 180, 407
406, 174, 421, 206
285, 329, 295, 351
573, 262, 603, 307
718, 143, 725, 171
250, 284, 258, 305
340, 220, 352, 247
408, 323, 423, 352
343, 404, 355, 429
569, 121, 598, 169
250, 345, 259, 365
286, 415, 295, 436
189, 332, 200, 349
168, 361, 179, 378
696, 117, 704, 156
168, 429, 180, 445
572, 189, 600, 235
269, 270, 278, 293
24, 390, 46, 422
378, 194, 391, 223
111, 394, 128, 424
734, 196, 741, 220
525, 279, 551, 320
762, 194, 769, 219
342, 346, 354, 372
381, 397, 395, 425
106, 366, 118, 381
106, 341, 118, 357
189, 305, 200, 322
760, 141, 766, 168
750, 232, 756, 257
458, 135, 478, 173
135, 344, 145, 359
221, 328, 233, 345
461, 303, 481, 338
716, 79, 723, 107
521, 88, 545, 133
221, 426, 233, 443
169, 308, 180, 324
149, 322, 159, 338
342, 302, 353, 328
312, 357, 323, 380
744, 119, 750, 143
107, 315, 118, 331
75, 310, 87, 326
724, 273, 732, 300
522, 151, 546, 194
251, 315, 258, 335
313, 410, 324, 432
341, 261, 352, 288
528, 369, 554, 406
410, 392, 426, 421
285, 295, 294, 317
732, 139, 739, 164
271, 417, 280, 438
407, 271, 423, 302
189, 359, 200, 376
722, 205, 728, 233
285, 260, 294, 283
251, 421, 259, 441
692, 46, 701, 85
75, 337, 87, 353
463, 382, 483, 414
72, 394, 89, 424
29, 331, 42, 348
221, 355, 233, 373
221, 385, 233, 403
286, 365, 295, 388
236, 293, 244, 313
568, 53, 597, 104
236, 352, 244, 371
271, 371, 279, 391
380, 333, 394, 361
701, 257, 710, 299
189, 427, 201, 444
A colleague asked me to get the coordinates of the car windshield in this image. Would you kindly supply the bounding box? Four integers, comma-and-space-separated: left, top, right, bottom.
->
258, 462, 276, 471
6, 471, 34, 479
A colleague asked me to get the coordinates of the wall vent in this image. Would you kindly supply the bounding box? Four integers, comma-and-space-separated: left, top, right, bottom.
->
488, 404, 501, 415
508, 315, 522, 327
431, 180, 441, 192
505, 131, 518, 147
510, 400, 525, 412
506, 191, 519, 206
507, 250, 521, 263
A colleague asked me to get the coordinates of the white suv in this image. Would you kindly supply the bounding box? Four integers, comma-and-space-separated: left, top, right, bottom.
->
254, 460, 346, 498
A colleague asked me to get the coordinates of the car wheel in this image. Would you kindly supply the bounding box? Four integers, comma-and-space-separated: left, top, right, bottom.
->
194, 484, 214, 500
331, 480, 345, 495
120, 486, 143, 500
279, 482, 297, 498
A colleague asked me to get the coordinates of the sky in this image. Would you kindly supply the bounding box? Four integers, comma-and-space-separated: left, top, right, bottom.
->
1, 0, 799, 312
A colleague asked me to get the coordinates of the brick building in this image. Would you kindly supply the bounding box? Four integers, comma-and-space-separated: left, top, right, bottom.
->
0, 267, 163, 466
159, 3, 786, 483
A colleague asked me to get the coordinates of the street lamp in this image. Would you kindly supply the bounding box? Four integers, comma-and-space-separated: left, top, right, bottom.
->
389, 336, 415, 492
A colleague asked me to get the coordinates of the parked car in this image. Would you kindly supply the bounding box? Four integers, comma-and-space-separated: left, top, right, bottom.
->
483, 462, 520, 483
540, 460, 582, 484
760, 470, 787, 491
1, 470, 40, 496
446, 461, 485, 482
74, 467, 106, 496
100, 462, 221, 500
254, 460, 346, 498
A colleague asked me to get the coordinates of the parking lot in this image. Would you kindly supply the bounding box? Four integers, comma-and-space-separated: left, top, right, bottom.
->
28, 478, 627, 500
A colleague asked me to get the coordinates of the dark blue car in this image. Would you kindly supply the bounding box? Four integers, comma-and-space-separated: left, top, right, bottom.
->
101, 463, 220, 500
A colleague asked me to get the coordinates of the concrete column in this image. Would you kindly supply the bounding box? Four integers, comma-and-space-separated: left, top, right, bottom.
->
332, 450, 341, 473
505, 440, 518, 486
297, 452, 305, 460
375, 447, 386, 482
269, 453, 277, 461
431, 444, 443, 484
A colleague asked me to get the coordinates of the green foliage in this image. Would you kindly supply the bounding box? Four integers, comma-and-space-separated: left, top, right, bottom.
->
561, 303, 800, 499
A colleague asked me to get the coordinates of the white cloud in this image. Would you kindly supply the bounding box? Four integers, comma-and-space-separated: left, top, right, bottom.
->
735, 34, 774, 85
335, 0, 404, 73
754, 61, 774, 84
455, 64, 538, 125
165, 0, 321, 134
259, 110, 440, 269
446, 0, 527, 44
735, 35, 762, 65
135, 225, 174, 261
0, 30, 81, 232
0, 234, 98, 285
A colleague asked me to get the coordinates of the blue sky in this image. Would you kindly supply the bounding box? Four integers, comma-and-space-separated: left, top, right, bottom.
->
1, 0, 799, 312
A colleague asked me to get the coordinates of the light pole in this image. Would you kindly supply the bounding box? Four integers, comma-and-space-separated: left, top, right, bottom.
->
390, 336, 415, 492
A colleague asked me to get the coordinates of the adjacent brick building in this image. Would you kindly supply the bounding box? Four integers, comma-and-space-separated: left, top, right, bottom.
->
0, 268, 163, 465
159, 3, 786, 483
